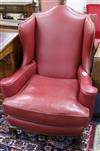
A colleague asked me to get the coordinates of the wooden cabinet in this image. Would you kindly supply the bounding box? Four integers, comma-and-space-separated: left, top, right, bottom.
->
92, 44, 100, 91
0, 19, 21, 30
0, 29, 23, 100
0, 2, 34, 19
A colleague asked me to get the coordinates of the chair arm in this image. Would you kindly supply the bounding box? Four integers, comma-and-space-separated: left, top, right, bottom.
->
0, 61, 36, 98
78, 65, 98, 117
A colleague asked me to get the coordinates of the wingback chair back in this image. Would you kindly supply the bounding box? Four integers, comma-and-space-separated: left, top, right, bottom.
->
36, 7, 84, 78
20, 6, 93, 78
0, 5, 98, 136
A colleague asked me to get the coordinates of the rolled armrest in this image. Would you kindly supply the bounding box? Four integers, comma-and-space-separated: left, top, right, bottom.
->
0, 61, 36, 98
78, 65, 98, 117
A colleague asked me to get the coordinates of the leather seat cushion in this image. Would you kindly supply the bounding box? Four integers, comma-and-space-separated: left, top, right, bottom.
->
3, 75, 89, 127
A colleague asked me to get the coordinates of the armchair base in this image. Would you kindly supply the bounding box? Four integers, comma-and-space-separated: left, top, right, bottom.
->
8, 115, 84, 136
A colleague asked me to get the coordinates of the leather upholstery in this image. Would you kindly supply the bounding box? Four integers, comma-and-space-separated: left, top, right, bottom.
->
0, 5, 98, 136
78, 66, 97, 118
19, 15, 36, 66
87, 4, 100, 49
3, 75, 89, 127
1, 61, 36, 98
36, 6, 84, 78
82, 17, 95, 74
7, 116, 85, 135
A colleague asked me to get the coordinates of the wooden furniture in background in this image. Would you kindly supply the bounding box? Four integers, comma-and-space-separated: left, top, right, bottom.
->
92, 44, 100, 117
0, 2, 34, 19
0, 29, 23, 100
0, 19, 21, 30
92, 44, 100, 91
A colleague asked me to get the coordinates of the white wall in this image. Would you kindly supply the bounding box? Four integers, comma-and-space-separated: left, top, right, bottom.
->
67, 0, 86, 13
87, 0, 100, 4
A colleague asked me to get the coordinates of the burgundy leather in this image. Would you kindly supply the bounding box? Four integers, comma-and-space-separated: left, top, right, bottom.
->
78, 66, 98, 118
18, 15, 36, 66
3, 75, 89, 127
82, 17, 95, 74
0, 5, 98, 136
0, 61, 36, 98
36, 6, 85, 78
8, 116, 84, 136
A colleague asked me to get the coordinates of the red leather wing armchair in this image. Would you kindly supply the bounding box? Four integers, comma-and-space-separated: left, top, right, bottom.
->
0, 5, 98, 136
87, 4, 100, 49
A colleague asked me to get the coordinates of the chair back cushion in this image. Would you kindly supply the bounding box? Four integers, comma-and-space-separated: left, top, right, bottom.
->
87, 4, 100, 38
36, 6, 85, 78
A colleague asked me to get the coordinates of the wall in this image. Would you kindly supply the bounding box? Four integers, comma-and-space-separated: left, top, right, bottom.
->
87, 0, 100, 4
40, 0, 60, 11
67, 0, 86, 13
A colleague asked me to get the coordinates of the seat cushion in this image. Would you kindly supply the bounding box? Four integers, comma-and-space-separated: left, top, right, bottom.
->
3, 75, 89, 127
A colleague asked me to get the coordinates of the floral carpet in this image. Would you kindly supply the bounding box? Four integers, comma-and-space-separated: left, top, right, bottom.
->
93, 124, 100, 151
0, 107, 97, 151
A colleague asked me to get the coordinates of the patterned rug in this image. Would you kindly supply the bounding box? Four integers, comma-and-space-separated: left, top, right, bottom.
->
93, 124, 100, 151
0, 106, 98, 151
